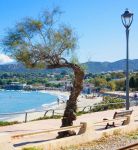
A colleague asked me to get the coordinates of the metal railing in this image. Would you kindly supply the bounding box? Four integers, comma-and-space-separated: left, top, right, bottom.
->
0, 109, 62, 122
0, 99, 137, 123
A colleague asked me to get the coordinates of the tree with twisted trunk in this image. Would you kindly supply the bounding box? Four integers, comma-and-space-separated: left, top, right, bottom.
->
2, 8, 84, 138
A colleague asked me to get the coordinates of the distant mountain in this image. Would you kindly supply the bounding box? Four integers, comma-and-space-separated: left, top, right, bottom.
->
84, 59, 138, 73
0, 59, 138, 74
0, 63, 68, 74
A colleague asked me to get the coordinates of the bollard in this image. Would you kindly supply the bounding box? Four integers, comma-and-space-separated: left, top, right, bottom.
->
123, 115, 131, 125
44, 110, 48, 117
78, 122, 87, 135
89, 106, 92, 112
82, 107, 86, 112
25, 112, 28, 123
78, 122, 93, 135
52, 110, 55, 118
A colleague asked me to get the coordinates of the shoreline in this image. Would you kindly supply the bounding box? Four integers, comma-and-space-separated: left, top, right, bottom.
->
2, 89, 138, 122
0, 90, 103, 122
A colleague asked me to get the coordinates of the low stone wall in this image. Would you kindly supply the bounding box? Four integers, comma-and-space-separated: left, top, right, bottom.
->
2, 116, 138, 150
16, 122, 95, 150
16, 120, 138, 150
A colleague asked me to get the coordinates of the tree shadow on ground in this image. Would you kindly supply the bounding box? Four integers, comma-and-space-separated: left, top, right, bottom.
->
14, 138, 56, 147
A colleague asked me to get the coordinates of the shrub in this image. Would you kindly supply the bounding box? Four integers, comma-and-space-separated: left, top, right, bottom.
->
92, 96, 125, 112
0, 121, 19, 126
32, 115, 62, 121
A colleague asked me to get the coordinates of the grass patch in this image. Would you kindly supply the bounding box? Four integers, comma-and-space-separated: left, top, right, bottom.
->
76, 111, 88, 116
22, 147, 43, 150
0, 121, 19, 126
126, 129, 138, 139
113, 129, 121, 136
32, 115, 62, 121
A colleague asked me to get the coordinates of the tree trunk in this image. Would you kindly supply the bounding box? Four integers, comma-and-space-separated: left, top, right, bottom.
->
57, 63, 84, 138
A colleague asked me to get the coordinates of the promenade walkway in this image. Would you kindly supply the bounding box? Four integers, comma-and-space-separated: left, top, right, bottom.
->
1, 106, 138, 149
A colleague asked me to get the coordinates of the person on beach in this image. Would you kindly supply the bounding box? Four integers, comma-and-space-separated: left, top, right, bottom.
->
134, 93, 137, 98
57, 98, 60, 105
62, 100, 65, 103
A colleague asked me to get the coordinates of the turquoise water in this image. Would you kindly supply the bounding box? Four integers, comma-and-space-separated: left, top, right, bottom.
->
0, 90, 57, 113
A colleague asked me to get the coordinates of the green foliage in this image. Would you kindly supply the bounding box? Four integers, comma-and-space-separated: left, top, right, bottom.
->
129, 76, 135, 88
107, 81, 116, 91
70, 55, 79, 64
0, 72, 66, 89
0, 121, 19, 126
3, 7, 77, 69
45, 82, 62, 88
93, 77, 107, 88
114, 79, 125, 91
70, 55, 87, 73
92, 96, 125, 112
129, 75, 138, 90
110, 72, 125, 79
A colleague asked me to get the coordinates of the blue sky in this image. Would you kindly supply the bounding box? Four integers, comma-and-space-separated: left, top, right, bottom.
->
0, 0, 138, 63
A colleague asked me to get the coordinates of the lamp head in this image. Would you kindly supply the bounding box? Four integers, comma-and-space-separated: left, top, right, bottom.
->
121, 9, 133, 28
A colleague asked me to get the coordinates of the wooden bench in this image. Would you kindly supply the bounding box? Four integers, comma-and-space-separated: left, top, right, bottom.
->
103, 110, 133, 129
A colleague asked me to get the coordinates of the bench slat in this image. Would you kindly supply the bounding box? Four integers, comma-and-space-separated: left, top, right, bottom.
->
113, 110, 133, 119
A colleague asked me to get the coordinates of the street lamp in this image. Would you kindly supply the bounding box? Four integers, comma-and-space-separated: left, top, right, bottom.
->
121, 9, 133, 110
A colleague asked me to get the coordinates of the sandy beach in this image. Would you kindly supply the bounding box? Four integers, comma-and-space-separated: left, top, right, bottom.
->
4, 90, 103, 122
45, 90, 103, 109
3, 90, 138, 122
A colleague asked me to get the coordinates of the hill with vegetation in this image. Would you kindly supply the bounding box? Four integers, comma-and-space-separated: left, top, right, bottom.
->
0, 59, 138, 73
84, 59, 138, 73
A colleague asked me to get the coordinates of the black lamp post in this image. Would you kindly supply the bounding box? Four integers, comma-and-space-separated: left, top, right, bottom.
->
121, 9, 133, 110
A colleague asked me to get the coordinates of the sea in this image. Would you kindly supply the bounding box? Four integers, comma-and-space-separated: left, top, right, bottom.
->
0, 90, 58, 114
